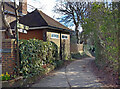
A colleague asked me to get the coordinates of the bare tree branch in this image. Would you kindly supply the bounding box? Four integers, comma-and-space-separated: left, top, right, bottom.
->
54, 0, 90, 44
1, 1, 14, 38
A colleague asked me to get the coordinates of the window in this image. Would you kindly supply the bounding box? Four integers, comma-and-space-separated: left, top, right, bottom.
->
62, 35, 68, 39
51, 33, 59, 39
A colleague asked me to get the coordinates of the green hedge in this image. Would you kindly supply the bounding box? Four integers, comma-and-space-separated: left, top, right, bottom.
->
19, 39, 58, 78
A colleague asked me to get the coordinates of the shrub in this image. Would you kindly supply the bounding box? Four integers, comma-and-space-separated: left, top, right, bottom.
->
19, 39, 58, 78
54, 60, 64, 68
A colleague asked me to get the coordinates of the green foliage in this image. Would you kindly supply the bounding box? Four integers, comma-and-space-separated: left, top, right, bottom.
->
82, 2, 119, 72
54, 60, 64, 68
50, 41, 58, 59
19, 39, 58, 78
0, 72, 10, 81
71, 52, 89, 59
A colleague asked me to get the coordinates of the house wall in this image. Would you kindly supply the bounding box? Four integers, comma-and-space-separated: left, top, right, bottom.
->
47, 31, 60, 47
46, 31, 70, 59
61, 33, 70, 57
19, 29, 70, 59
19, 29, 43, 40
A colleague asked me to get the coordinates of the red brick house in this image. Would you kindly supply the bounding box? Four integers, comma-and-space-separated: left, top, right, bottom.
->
10, 9, 73, 59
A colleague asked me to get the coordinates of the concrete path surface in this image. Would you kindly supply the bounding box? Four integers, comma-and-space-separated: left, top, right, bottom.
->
31, 58, 102, 88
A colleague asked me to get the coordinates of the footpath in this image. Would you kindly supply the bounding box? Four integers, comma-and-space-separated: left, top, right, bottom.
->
31, 58, 102, 88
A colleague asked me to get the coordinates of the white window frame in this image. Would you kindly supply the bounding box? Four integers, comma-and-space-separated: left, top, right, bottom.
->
62, 35, 68, 39
51, 33, 59, 39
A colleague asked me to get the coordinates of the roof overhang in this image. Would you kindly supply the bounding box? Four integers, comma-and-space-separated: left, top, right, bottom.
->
29, 25, 73, 33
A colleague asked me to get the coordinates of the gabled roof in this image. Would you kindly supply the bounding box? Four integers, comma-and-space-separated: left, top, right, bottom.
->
38, 10, 71, 31
10, 9, 72, 32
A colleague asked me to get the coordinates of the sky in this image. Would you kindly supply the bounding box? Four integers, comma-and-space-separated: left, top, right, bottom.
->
27, 0, 57, 19
27, 0, 79, 31
27, 0, 87, 31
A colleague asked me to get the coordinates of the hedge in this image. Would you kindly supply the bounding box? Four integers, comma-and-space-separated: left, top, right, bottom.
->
19, 39, 59, 78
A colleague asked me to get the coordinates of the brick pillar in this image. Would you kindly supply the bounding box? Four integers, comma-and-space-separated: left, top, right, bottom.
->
2, 39, 16, 75
19, 0, 27, 15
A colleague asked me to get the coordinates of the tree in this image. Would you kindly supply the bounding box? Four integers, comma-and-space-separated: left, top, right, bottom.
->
117, 1, 120, 86
1, 1, 14, 38
82, 2, 119, 85
1, 0, 22, 74
54, 0, 90, 44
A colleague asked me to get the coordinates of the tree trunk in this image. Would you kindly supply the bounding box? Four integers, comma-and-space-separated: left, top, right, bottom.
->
75, 25, 79, 44
1, 2, 14, 38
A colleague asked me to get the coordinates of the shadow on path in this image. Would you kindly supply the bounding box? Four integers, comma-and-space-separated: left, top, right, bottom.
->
31, 57, 103, 88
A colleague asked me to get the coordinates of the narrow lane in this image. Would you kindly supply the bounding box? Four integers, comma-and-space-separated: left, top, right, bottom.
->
32, 67, 69, 87
66, 58, 102, 87
31, 58, 102, 88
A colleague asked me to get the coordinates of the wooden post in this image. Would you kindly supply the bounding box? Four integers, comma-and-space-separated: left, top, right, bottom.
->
14, 0, 20, 75
60, 32, 62, 60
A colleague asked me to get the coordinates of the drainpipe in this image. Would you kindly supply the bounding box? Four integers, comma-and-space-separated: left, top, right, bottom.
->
60, 32, 62, 60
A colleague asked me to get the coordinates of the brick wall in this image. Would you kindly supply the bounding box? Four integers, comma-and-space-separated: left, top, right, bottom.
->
19, 0, 27, 15
19, 29, 43, 40
2, 39, 16, 75
0, 32, 2, 61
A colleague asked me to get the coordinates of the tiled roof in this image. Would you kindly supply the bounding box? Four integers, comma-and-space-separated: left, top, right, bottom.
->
10, 9, 72, 32
38, 10, 72, 31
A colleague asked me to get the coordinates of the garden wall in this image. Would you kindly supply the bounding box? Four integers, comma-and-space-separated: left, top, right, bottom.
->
2, 39, 16, 75
70, 44, 83, 53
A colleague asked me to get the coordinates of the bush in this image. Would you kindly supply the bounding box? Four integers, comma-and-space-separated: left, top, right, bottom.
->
19, 39, 58, 78
54, 60, 64, 68
50, 41, 58, 59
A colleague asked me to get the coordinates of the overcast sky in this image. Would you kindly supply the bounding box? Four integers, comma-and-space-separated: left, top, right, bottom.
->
27, 0, 57, 18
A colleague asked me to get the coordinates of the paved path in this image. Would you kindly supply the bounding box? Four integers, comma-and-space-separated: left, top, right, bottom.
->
32, 58, 102, 88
